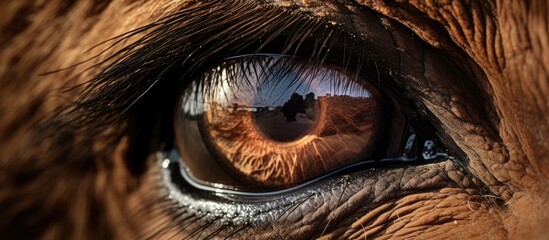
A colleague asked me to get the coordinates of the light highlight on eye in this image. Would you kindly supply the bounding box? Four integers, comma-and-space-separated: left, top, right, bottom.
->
175, 55, 382, 191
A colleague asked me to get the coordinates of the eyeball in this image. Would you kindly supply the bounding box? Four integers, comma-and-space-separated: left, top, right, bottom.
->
174, 55, 383, 191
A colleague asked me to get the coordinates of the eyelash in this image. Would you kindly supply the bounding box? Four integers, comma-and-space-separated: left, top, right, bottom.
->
52, 1, 457, 190
59, 1, 385, 153
61, 4, 306, 126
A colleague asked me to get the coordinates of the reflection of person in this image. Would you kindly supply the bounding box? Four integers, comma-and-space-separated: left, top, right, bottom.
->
305, 92, 315, 109
232, 103, 238, 112
281, 93, 306, 122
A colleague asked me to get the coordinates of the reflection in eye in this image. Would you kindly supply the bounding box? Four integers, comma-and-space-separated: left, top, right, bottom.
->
174, 55, 383, 191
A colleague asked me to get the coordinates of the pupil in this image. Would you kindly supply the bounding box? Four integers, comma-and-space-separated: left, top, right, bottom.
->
251, 92, 319, 142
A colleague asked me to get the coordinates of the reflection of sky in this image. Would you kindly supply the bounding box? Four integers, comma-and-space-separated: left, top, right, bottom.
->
183, 59, 374, 115
253, 73, 371, 107
221, 65, 372, 107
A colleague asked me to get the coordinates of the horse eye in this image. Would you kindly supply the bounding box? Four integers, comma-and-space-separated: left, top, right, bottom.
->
166, 54, 448, 193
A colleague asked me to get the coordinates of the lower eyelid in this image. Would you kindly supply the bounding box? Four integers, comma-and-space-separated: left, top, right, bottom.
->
158, 153, 474, 238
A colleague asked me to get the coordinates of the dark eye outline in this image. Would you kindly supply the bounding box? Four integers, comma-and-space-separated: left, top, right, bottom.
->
165, 53, 454, 196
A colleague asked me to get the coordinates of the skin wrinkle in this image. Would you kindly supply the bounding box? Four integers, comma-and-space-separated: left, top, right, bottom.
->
236, 161, 485, 239
320, 176, 502, 239
355, 0, 544, 191
383, 12, 513, 196
1, 0, 548, 239
351, 1, 549, 238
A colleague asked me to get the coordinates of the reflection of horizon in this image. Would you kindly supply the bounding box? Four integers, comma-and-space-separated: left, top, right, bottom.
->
218, 94, 371, 111
185, 94, 373, 117
251, 92, 371, 107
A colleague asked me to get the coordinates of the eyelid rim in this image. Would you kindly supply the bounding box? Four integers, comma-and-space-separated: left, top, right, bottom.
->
165, 125, 453, 197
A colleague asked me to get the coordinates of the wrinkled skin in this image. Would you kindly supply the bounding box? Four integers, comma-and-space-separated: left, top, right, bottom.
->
1, 0, 548, 239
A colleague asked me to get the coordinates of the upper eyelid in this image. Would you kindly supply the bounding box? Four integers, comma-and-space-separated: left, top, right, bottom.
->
65, 1, 382, 136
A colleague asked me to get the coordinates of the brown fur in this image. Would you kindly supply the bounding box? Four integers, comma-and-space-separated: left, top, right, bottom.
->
1, 0, 548, 239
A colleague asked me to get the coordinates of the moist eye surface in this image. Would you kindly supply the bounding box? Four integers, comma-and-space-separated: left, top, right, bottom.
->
173, 54, 385, 192
146, 1, 456, 197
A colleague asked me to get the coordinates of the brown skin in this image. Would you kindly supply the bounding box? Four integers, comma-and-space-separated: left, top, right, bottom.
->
0, 0, 548, 239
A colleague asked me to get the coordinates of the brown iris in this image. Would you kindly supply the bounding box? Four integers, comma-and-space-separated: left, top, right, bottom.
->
175, 56, 382, 191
